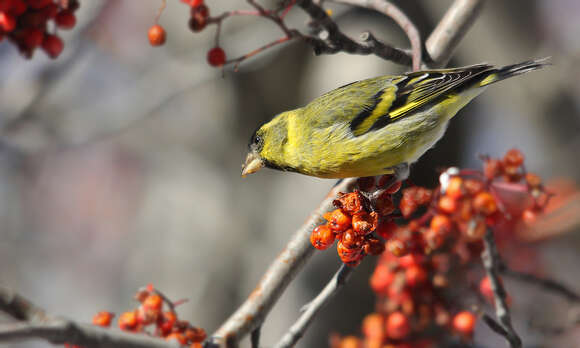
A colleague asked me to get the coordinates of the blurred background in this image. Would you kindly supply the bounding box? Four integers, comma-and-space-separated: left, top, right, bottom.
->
1, 0, 580, 347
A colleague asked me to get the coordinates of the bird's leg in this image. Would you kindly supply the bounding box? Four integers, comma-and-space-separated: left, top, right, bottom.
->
362, 163, 409, 210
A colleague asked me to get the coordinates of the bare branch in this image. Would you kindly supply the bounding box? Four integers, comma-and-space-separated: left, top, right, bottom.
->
481, 229, 522, 348
500, 268, 580, 303
209, 178, 358, 347
425, 0, 486, 67
273, 264, 354, 348
330, 0, 422, 70
0, 287, 174, 348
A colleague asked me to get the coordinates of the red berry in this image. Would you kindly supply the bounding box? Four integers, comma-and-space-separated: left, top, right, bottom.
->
92, 311, 114, 327
452, 311, 476, 336
473, 191, 497, 215
192, 0, 204, 7
118, 311, 138, 331
370, 264, 394, 293
188, 15, 207, 32
27, 0, 51, 9
23, 28, 44, 48
525, 172, 542, 188
191, 3, 209, 18
430, 214, 452, 235
0, 12, 16, 32
405, 264, 428, 287
11, 0, 27, 15
352, 211, 377, 235
438, 195, 458, 214
385, 311, 410, 340
446, 177, 464, 199
55, 10, 76, 29
479, 276, 493, 302
148, 24, 166, 46
375, 219, 397, 239
503, 148, 524, 168
337, 240, 362, 263
184, 326, 207, 343
363, 237, 385, 255
362, 313, 385, 341
310, 224, 336, 250
207, 46, 226, 67
0, 0, 12, 12
324, 208, 352, 233
521, 208, 538, 225
41, 34, 64, 58
143, 294, 163, 311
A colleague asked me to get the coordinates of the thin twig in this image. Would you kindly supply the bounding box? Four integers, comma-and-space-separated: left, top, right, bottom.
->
425, 0, 486, 67
500, 268, 580, 303
209, 178, 358, 348
330, 0, 422, 70
273, 264, 355, 348
481, 229, 522, 348
251, 326, 261, 348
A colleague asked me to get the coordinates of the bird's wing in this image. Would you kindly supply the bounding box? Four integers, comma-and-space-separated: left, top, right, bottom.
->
350, 63, 494, 136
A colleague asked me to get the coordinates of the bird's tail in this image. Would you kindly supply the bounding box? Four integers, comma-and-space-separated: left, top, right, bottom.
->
479, 57, 551, 87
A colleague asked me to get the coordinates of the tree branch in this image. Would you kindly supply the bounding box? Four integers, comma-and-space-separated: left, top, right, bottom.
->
425, 0, 486, 67
208, 178, 358, 348
500, 268, 580, 303
481, 229, 522, 348
273, 264, 354, 348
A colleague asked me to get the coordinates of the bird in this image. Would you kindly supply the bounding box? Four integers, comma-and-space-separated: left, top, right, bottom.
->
241, 58, 549, 180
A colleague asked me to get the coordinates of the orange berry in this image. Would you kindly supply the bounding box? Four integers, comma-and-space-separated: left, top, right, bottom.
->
158, 311, 177, 335
437, 195, 458, 214
375, 192, 396, 216
473, 191, 497, 215
92, 311, 114, 327
362, 313, 385, 341
484, 158, 503, 180
446, 177, 464, 199
375, 219, 397, 239
452, 311, 476, 336
207, 46, 226, 67
400, 196, 418, 218
424, 228, 444, 249
339, 336, 362, 348
143, 294, 163, 311
166, 332, 187, 345
479, 276, 493, 302
184, 326, 207, 343
118, 311, 138, 331
370, 264, 394, 293
398, 253, 424, 268
521, 208, 538, 225
363, 237, 385, 255
352, 211, 377, 235
340, 229, 363, 248
464, 179, 484, 195
385, 311, 410, 340
503, 148, 524, 167
405, 264, 428, 287
430, 215, 452, 235
333, 191, 367, 214
325, 208, 352, 232
387, 238, 408, 257
148, 24, 166, 46
337, 240, 362, 263
310, 224, 336, 250
525, 172, 542, 188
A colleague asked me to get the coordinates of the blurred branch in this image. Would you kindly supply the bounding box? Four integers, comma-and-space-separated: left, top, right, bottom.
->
0, 287, 173, 348
209, 178, 357, 348
273, 264, 354, 348
500, 268, 580, 303
481, 229, 522, 348
425, 0, 486, 67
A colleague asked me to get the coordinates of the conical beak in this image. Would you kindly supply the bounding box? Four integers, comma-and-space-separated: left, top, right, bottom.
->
241, 151, 264, 177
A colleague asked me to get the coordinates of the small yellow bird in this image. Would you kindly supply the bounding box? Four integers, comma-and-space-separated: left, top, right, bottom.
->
241, 59, 549, 179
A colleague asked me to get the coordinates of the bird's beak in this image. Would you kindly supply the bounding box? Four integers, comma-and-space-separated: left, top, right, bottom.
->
241, 151, 264, 177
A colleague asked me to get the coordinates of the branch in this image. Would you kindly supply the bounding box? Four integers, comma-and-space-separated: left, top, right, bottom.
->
0, 287, 174, 348
208, 178, 358, 348
425, 0, 486, 67
273, 264, 355, 348
329, 0, 422, 70
500, 268, 580, 303
481, 229, 522, 348
297, 0, 415, 68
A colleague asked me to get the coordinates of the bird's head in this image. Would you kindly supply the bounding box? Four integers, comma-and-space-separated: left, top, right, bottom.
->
241, 110, 295, 177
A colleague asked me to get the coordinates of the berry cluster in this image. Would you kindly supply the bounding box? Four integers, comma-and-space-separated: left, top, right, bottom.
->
66, 284, 206, 348
0, 0, 78, 59
327, 149, 549, 347
311, 176, 402, 266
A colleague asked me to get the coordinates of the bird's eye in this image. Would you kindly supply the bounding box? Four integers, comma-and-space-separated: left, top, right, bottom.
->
254, 135, 262, 145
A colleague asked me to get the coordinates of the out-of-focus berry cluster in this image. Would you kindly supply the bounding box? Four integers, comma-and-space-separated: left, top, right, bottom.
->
311, 176, 402, 266
0, 0, 78, 59
65, 284, 206, 348
327, 149, 550, 347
